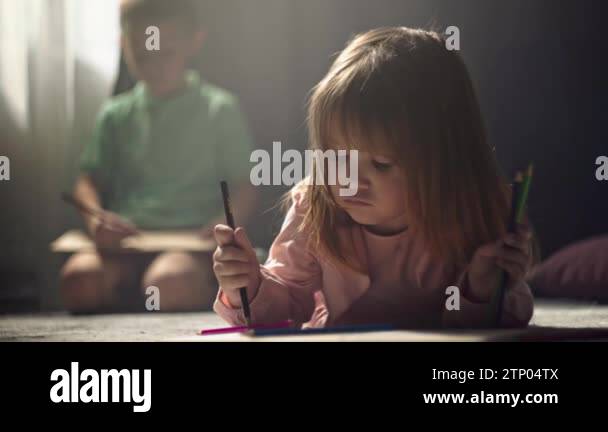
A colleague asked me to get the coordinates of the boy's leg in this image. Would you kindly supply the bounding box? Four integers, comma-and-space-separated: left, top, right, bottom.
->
60, 251, 138, 314
141, 252, 216, 312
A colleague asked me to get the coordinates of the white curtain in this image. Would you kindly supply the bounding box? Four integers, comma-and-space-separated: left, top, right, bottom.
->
0, 0, 120, 309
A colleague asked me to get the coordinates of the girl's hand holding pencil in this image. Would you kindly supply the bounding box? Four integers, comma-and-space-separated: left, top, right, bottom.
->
467, 223, 534, 302
213, 225, 261, 309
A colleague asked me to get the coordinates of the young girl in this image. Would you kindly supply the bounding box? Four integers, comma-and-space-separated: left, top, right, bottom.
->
212, 27, 534, 329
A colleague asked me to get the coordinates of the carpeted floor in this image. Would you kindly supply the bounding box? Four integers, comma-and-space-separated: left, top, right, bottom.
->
1, 299, 607, 341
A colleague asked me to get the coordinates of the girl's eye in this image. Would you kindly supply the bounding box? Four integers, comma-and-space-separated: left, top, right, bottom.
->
372, 160, 393, 172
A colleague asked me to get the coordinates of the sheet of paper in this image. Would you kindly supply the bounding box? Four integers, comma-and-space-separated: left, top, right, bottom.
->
176, 330, 495, 342
175, 326, 608, 342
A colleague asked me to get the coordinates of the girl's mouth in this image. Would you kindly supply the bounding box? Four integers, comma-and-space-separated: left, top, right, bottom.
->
342, 197, 373, 206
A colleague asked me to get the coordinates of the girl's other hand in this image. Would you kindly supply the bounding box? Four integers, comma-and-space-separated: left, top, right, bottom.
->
467, 223, 533, 302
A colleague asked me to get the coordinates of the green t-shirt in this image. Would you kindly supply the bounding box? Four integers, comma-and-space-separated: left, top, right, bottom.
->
80, 71, 253, 229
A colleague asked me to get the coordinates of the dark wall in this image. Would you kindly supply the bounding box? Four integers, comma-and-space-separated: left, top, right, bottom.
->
184, 0, 606, 256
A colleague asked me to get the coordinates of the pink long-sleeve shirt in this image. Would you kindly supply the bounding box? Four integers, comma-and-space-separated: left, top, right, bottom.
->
214, 188, 534, 329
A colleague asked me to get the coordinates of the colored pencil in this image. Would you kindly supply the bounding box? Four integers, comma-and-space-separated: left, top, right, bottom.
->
491, 164, 533, 327
200, 320, 293, 336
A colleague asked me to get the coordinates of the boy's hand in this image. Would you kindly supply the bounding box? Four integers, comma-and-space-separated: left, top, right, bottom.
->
87, 210, 139, 249
467, 223, 533, 302
199, 219, 222, 241
213, 225, 261, 308
199, 225, 215, 240
200, 215, 227, 240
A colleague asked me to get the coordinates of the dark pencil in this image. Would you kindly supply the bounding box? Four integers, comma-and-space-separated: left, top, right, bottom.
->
220, 181, 252, 327
506, 172, 523, 234
61, 192, 138, 236
61, 192, 105, 220
491, 172, 522, 327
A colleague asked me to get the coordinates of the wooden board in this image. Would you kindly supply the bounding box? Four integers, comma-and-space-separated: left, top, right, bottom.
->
50, 229, 216, 253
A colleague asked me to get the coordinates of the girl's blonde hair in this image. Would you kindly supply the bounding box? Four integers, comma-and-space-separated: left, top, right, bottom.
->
283, 27, 509, 272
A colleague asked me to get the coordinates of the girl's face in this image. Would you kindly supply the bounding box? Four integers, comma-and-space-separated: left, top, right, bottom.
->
328, 137, 408, 235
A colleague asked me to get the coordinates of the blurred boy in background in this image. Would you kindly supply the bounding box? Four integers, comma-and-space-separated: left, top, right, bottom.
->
61, 0, 256, 313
